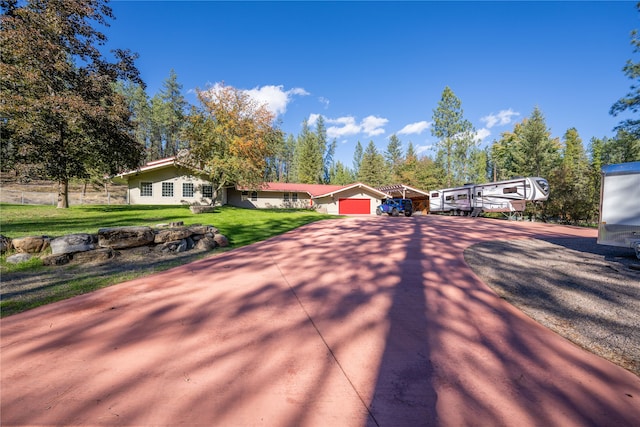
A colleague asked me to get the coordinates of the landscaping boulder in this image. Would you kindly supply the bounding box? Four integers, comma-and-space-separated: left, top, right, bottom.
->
50, 233, 97, 255
190, 205, 216, 214
0, 235, 12, 253
12, 236, 50, 254
71, 248, 116, 264
176, 239, 188, 253
154, 227, 193, 244
6, 253, 33, 264
42, 253, 71, 266
98, 226, 154, 249
195, 236, 217, 251
188, 225, 218, 235
213, 234, 229, 247
186, 237, 195, 250
158, 240, 184, 253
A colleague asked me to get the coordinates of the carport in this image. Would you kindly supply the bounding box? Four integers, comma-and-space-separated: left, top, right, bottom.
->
377, 184, 430, 214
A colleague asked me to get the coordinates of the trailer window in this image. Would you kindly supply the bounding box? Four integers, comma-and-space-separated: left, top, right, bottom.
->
477, 191, 482, 197
503, 187, 518, 194
445, 195, 454, 201
457, 194, 468, 200
431, 192, 440, 198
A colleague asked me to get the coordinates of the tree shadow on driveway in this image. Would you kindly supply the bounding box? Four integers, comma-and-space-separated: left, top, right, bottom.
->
1, 216, 639, 426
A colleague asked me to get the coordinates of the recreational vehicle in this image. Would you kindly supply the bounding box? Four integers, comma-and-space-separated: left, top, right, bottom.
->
597, 161, 640, 259
429, 177, 550, 216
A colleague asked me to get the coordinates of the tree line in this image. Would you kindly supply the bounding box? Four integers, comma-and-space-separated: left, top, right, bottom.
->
1, 0, 639, 219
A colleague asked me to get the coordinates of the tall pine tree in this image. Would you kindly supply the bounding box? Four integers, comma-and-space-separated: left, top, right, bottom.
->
511, 107, 560, 178
431, 86, 475, 186
358, 141, 387, 186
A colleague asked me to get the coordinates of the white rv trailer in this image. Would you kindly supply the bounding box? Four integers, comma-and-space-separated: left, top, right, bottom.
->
597, 161, 640, 259
429, 177, 550, 216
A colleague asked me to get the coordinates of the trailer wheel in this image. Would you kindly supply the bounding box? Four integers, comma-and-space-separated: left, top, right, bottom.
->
376, 207, 382, 216
404, 211, 412, 217
391, 208, 399, 217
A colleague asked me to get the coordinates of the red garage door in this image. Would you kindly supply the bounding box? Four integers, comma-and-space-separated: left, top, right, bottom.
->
339, 198, 370, 214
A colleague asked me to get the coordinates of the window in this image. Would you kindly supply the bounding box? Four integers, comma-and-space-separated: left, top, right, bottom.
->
284, 192, 290, 202
182, 183, 194, 198
457, 194, 468, 200
251, 191, 258, 201
431, 192, 440, 198
477, 191, 482, 197
241, 191, 249, 201
503, 187, 518, 194
162, 182, 174, 197
140, 182, 152, 197
445, 195, 454, 201
292, 192, 298, 202
202, 185, 213, 198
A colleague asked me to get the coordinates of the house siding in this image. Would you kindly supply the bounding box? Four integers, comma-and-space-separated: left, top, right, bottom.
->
126, 166, 224, 205
227, 189, 312, 209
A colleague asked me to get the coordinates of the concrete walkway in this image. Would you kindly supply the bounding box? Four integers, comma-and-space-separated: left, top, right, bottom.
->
2, 216, 639, 426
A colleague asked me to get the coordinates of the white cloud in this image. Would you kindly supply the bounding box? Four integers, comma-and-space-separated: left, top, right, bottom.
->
416, 144, 433, 155
480, 109, 520, 129
327, 116, 361, 138
398, 121, 431, 135
244, 85, 309, 116
308, 113, 321, 126
476, 128, 491, 142
203, 83, 308, 117
318, 97, 330, 109
361, 115, 388, 136
323, 115, 389, 138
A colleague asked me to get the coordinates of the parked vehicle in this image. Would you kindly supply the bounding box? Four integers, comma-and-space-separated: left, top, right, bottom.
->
428, 177, 550, 217
597, 161, 640, 259
376, 198, 413, 217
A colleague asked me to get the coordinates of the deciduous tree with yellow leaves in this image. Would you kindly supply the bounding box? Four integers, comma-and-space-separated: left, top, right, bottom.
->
180, 83, 283, 204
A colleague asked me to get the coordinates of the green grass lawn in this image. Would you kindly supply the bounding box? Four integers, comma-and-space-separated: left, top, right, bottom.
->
0, 204, 336, 316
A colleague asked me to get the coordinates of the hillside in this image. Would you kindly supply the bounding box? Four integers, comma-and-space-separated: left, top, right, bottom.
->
0, 172, 128, 206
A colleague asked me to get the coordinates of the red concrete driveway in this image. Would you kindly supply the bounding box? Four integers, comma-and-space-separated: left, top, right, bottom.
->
2, 216, 639, 426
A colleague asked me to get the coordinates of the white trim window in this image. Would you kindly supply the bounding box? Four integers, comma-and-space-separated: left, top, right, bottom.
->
241, 191, 249, 201
202, 185, 213, 199
183, 183, 194, 198
140, 182, 153, 197
292, 192, 298, 202
162, 182, 174, 197
251, 191, 258, 201
284, 192, 290, 202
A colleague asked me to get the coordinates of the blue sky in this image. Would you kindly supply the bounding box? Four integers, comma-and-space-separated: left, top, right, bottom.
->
105, 1, 638, 165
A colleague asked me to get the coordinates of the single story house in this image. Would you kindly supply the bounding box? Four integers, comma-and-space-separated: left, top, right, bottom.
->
113, 157, 425, 215
112, 157, 224, 206
231, 182, 389, 215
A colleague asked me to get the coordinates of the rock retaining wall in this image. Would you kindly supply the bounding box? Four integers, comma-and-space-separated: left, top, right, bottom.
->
2, 223, 228, 266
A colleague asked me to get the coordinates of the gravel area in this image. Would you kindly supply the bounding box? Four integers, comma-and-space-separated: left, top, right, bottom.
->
464, 237, 640, 377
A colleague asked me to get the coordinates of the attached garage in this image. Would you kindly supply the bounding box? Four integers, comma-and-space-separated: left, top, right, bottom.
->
338, 198, 371, 214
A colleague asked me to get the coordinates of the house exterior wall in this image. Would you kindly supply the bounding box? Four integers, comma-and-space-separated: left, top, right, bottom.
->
125, 166, 225, 205
227, 189, 312, 209
315, 188, 384, 215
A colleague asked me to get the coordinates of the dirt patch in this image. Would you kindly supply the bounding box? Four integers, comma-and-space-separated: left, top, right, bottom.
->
464, 237, 640, 377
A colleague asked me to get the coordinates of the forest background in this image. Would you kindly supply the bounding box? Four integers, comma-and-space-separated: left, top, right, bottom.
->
1, 0, 639, 223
